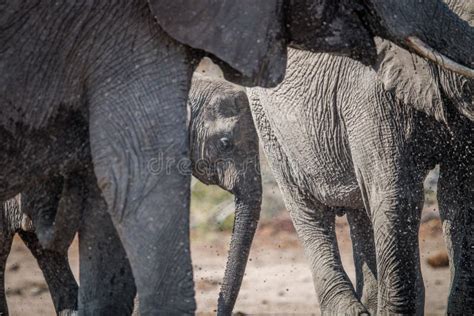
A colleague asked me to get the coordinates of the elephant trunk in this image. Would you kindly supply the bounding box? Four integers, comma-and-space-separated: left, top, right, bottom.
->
217, 177, 262, 315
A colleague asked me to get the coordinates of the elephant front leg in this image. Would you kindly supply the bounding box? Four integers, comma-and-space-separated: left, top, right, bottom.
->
363, 180, 425, 315
77, 173, 136, 315
88, 45, 196, 314
438, 155, 474, 314
0, 228, 13, 316
21, 176, 66, 251
18, 231, 78, 315
346, 209, 378, 314
288, 201, 367, 315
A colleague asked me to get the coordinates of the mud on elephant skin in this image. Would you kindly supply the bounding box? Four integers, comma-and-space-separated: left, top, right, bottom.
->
1, 1, 474, 314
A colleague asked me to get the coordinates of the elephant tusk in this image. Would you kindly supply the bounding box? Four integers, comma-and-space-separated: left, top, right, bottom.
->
406, 36, 474, 79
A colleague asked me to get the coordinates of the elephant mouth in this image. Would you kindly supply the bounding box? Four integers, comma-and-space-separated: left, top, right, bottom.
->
191, 164, 219, 186
405, 36, 474, 79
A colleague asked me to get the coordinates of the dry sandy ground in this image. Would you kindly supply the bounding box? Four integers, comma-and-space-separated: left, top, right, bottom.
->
5, 212, 449, 315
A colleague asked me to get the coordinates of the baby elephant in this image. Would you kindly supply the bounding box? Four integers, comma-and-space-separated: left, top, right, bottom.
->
2, 73, 261, 315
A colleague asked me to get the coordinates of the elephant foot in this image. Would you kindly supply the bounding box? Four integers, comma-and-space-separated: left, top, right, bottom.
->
79, 304, 134, 316
360, 293, 378, 315
58, 309, 78, 316
138, 307, 194, 316
321, 298, 369, 316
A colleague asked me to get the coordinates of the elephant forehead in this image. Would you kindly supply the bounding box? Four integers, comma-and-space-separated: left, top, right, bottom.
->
203, 116, 238, 134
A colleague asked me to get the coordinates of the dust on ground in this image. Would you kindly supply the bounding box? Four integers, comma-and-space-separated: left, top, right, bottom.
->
5, 210, 449, 315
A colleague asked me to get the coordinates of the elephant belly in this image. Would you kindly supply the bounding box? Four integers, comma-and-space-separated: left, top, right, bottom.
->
0, 107, 90, 200
260, 89, 364, 208
286, 145, 364, 209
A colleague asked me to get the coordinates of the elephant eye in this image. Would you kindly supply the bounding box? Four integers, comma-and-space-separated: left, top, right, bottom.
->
218, 137, 233, 152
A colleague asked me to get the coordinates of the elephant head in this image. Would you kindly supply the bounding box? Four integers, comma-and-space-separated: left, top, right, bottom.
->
374, 0, 473, 123
148, 0, 474, 87
188, 73, 262, 315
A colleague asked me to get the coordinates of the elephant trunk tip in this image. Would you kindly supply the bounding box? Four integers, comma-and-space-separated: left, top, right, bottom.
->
405, 36, 474, 78
217, 292, 233, 316
216, 196, 260, 316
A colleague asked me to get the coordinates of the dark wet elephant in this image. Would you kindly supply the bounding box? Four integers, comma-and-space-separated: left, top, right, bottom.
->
3, 74, 261, 315
1, 1, 473, 314
0, 197, 78, 316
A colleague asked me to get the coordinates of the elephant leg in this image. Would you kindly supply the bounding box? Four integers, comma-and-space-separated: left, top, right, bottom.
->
347, 89, 426, 314
87, 32, 196, 314
346, 208, 378, 313
20, 176, 65, 250
438, 151, 474, 313
288, 202, 366, 315
0, 230, 13, 316
18, 230, 78, 315
357, 170, 425, 315
249, 97, 363, 314
77, 173, 136, 315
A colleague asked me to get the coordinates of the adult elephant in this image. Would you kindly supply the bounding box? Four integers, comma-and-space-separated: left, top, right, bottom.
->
248, 1, 472, 312
8, 74, 261, 315
1, 1, 473, 314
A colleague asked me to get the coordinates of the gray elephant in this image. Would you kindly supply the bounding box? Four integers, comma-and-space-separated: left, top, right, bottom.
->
248, 2, 473, 314
188, 74, 262, 314
0, 196, 78, 316
1, 1, 473, 314
20, 169, 136, 316
2, 74, 260, 315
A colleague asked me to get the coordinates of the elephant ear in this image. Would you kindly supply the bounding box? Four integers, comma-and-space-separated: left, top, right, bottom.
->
374, 38, 447, 123
148, 0, 287, 88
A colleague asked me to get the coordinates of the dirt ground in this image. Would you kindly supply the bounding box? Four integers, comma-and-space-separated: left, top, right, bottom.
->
5, 209, 449, 316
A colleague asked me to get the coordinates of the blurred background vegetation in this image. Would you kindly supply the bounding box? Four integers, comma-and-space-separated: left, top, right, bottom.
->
190, 150, 440, 236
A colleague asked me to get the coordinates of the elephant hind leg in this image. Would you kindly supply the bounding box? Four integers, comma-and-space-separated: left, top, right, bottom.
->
356, 169, 425, 315
18, 230, 78, 314
346, 208, 377, 314
0, 230, 13, 316
77, 172, 136, 315
438, 152, 474, 314
250, 97, 365, 314
20, 176, 65, 251
288, 201, 367, 315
